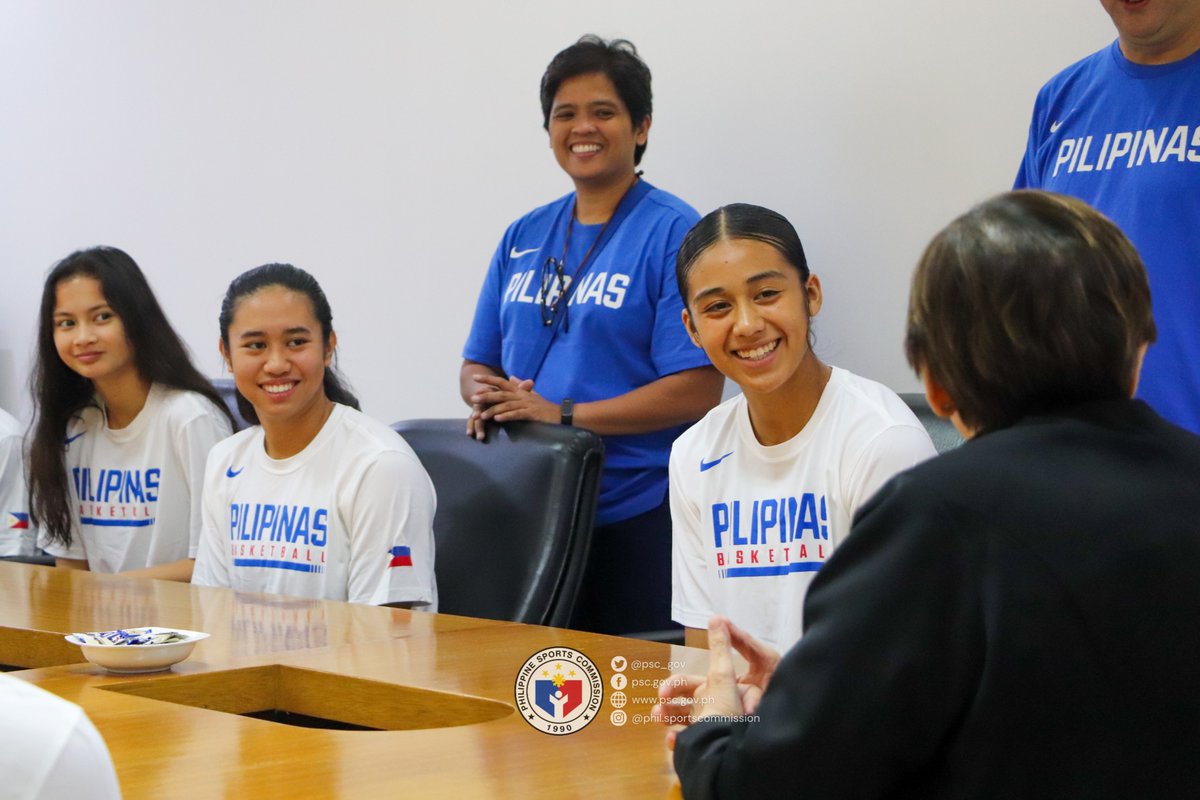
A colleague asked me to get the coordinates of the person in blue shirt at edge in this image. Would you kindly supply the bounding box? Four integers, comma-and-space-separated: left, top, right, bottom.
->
460, 35, 724, 636
1015, 0, 1200, 433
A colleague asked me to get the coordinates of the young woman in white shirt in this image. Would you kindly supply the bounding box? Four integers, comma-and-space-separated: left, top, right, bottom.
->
669, 204, 935, 651
192, 264, 436, 607
30, 246, 235, 580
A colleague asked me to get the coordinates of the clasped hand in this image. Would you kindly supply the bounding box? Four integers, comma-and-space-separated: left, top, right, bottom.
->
653, 617, 780, 749
466, 373, 559, 440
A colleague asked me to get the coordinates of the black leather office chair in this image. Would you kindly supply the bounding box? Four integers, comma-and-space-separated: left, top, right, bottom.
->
391, 419, 604, 627
211, 378, 252, 432
899, 392, 965, 454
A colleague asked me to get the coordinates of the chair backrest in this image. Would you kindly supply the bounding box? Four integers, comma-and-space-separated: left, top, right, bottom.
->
899, 392, 965, 454
210, 378, 252, 432
391, 419, 604, 627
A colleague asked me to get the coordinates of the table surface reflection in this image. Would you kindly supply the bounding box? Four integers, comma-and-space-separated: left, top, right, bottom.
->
0, 562, 700, 798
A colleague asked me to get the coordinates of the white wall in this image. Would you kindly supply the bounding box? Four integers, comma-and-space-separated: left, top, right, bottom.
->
0, 0, 1115, 424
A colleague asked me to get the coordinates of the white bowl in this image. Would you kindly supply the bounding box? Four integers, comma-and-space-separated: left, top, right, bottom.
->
65, 627, 209, 674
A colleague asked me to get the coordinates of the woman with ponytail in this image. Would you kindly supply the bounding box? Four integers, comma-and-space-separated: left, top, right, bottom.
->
192, 264, 436, 607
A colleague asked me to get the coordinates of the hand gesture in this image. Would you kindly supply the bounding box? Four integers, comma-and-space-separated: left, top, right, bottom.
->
653, 617, 780, 748
470, 374, 559, 425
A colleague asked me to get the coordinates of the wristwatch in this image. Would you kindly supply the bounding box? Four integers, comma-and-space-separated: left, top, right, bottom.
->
560, 398, 574, 426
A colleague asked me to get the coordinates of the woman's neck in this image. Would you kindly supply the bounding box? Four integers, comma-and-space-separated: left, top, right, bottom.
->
95, 373, 153, 430
574, 172, 638, 224
744, 359, 833, 447
261, 396, 335, 460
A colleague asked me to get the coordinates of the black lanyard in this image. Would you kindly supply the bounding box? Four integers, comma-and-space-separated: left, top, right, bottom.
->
515, 177, 653, 383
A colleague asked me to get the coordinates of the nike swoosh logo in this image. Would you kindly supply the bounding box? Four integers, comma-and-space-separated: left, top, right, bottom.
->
509, 246, 539, 258
1050, 120, 1063, 133
64, 432, 84, 445
700, 451, 734, 472
226, 466, 244, 478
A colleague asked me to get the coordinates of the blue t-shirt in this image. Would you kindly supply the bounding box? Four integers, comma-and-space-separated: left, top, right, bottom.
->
464, 181, 709, 525
1015, 40, 1200, 434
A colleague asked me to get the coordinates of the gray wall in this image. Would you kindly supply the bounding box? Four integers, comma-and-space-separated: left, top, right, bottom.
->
0, 1, 1115, 423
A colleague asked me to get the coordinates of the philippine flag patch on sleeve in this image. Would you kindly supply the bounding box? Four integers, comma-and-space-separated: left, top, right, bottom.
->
388, 545, 413, 568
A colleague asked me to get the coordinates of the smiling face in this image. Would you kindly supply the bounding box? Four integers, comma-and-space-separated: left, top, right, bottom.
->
548, 71, 649, 191
681, 238, 823, 401
52, 274, 138, 388
221, 285, 334, 431
1099, 0, 1200, 63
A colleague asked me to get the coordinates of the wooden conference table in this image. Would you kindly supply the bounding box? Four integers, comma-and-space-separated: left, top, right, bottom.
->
0, 562, 705, 798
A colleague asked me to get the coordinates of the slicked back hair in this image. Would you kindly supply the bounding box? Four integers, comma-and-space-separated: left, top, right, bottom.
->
218, 263, 360, 425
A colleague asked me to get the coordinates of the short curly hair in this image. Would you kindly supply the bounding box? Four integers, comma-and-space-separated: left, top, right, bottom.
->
540, 35, 652, 165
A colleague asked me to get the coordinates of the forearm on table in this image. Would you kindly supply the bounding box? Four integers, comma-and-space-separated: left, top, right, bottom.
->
120, 558, 195, 582
573, 366, 724, 436
460, 359, 504, 405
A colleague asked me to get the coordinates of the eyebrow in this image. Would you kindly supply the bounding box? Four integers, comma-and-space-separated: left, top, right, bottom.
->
690, 269, 791, 304
238, 326, 313, 340
552, 99, 620, 112
53, 304, 111, 317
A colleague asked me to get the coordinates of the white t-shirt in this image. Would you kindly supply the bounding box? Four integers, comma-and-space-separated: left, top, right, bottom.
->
1, 409, 37, 557
0, 673, 122, 800
39, 384, 232, 572
192, 404, 437, 608
670, 367, 936, 651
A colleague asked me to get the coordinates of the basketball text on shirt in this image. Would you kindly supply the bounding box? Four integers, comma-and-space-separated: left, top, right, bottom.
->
228, 503, 329, 547
226, 503, 330, 572
72, 466, 160, 525
711, 493, 830, 576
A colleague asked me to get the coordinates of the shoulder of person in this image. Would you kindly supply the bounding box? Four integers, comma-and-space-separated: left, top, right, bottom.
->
329, 405, 423, 463
0, 419, 21, 451
671, 393, 743, 457
640, 184, 701, 226
1038, 40, 1118, 96
204, 425, 258, 468
330, 412, 432, 506
63, 402, 103, 438
503, 192, 575, 239
861, 424, 992, 521
827, 368, 927, 434
152, 384, 231, 428
0, 670, 89, 727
